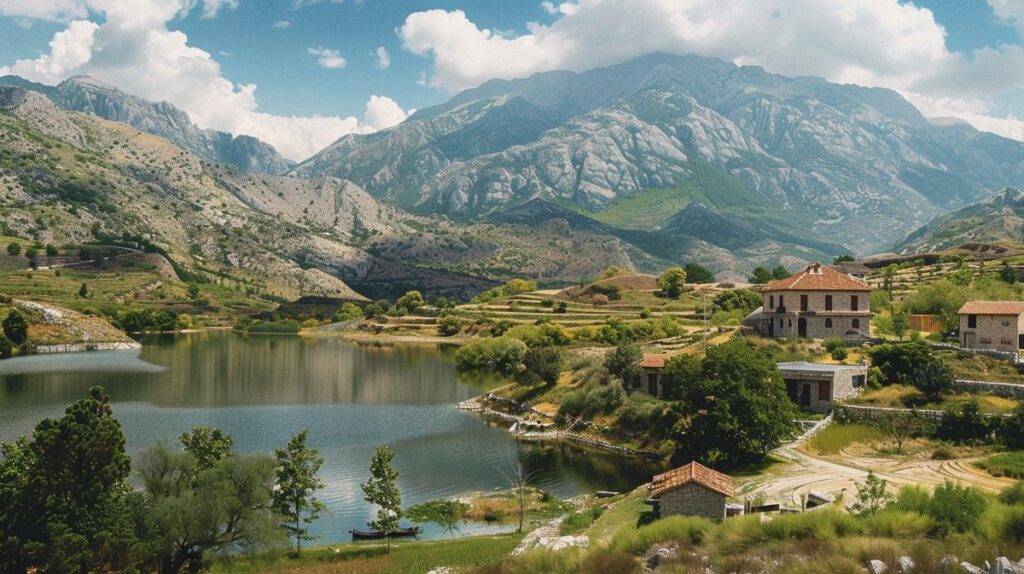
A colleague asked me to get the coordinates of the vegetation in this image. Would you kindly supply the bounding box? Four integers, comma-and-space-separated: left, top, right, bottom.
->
684, 262, 714, 283
272, 430, 326, 554
362, 445, 403, 551
405, 499, 471, 537
870, 342, 954, 398
656, 267, 687, 298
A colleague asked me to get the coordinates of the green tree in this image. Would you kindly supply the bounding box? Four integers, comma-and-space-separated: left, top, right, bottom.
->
870, 342, 954, 399
1001, 261, 1018, 284
657, 267, 688, 298
683, 262, 714, 284
6, 243, 20, 256
186, 283, 201, 300
2, 310, 28, 345
396, 290, 425, 312
519, 346, 563, 386
851, 471, 893, 516
437, 315, 463, 337
361, 445, 402, 551
603, 341, 643, 383
891, 306, 909, 340
928, 481, 987, 535
45, 244, 58, 257
881, 265, 897, 295
748, 266, 773, 284
770, 265, 790, 280
659, 353, 702, 401
405, 499, 470, 537
833, 254, 855, 264
179, 426, 235, 471
937, 400, 991, 444
669, 340, 797, 466
1000, 403, 1024, 450
0, 334, 12, 359
272, 429, 325, 554
79, 282, 89, 298
712, 289, 761, 315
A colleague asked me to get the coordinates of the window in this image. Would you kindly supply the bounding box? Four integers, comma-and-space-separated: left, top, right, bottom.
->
769, 295, 774, 309
819, 381, 831, 401
1002, 339, 1013, 346
851, 295, 859, 311
968, 314, 977, 328
800, 294, 808, 311
825, 295, 832, 311
825, 318, 833, 328
853, 375, 866, 387
981, 337, 992, 344
852, 319, 860, 329
779, 295, 784, 308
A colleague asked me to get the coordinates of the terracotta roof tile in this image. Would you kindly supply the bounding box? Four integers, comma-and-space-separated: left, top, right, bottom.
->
639, 353, 669, 369
761, 263, 870, 292
650, 461, 735, 498
958, 301, 1024, 316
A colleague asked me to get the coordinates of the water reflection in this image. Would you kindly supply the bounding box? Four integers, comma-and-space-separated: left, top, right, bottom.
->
0, 332, 664, 543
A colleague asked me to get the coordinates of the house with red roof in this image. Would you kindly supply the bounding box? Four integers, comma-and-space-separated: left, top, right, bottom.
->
631, 353, 669, 396
958, 301, 1024, 354
649, 461, 734, 520
746, 263, 871, 340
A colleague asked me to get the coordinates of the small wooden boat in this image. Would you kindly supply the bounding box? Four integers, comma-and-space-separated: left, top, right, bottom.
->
349, 526, 420, 540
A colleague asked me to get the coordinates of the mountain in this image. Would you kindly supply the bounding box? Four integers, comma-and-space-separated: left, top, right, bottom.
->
292, 53, 1024, 255
0, 75, 294, 174
0, 86, 655, 299
895, 187, 1024, 253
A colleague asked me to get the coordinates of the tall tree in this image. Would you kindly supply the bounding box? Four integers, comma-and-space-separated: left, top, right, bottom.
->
657, 267, 688, 298
272, 429, 325, 555
603, 342, 643, 383
361, 445, 402, 551
770, 265, 790, 280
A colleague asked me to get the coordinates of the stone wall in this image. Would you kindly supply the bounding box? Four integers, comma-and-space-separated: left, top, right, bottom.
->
35, 341, 141, 354
659, 483, 726, 520
956, 379, 1024, 398
834, 404, 1010, 422
959, 313, 1023, 354
757, 289, 871, 339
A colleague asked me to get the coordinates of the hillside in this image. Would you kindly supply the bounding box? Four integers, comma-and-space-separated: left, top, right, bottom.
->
896, 187, 1024, 254
292, 53, 1024, 255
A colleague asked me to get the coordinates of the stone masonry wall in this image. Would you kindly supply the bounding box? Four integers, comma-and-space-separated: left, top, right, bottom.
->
659, 482, 726, 520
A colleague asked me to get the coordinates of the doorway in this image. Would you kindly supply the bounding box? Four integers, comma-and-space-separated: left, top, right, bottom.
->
800, 384, 811, 408
798, 318, 807, 338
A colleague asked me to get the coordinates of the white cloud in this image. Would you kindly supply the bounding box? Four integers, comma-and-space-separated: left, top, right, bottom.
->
0, 0, 88, 21
363, 94, 407, 129
198, 0, 237, 18
0, 0, 407, 161
308, 46, 347, 69
990, 0, 1024, 34
398, 0, 1024, 142
273, 19, 291, 28
374, 46, 390, 70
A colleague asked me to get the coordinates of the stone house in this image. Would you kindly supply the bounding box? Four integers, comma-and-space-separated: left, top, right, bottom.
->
631, 353, 669, 396
958, 301, 1024, 354
746, 263, 871, 340
650, 461, 734, 520
778, 361, 867, 412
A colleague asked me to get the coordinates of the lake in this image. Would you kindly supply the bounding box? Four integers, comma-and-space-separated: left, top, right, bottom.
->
0, 331, 662, 543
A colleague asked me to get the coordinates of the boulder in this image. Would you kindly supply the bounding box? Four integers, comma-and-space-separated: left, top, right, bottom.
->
990, 557, 1024, 574
938, 556, 959, 573
962, 563, 986, 574
899, 557, 915, 572
870, 560, 888, 574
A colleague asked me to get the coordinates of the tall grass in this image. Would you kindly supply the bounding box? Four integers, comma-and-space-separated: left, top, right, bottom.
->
712, 509, 861, 554
860, 510, 932, 538
977, 451, 1024, 478
805, 424, 886, 455
612, 515, 713, 553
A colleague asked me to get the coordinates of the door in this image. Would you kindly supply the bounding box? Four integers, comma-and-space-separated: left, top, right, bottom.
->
648, 374, 658, 396
798, 318, 807, 338
800, 384, 811, 408
1019, 334, 1024, 350
964, 332, 975, 348
768, 319, 775, 337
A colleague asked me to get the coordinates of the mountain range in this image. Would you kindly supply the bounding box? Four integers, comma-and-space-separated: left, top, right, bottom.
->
896, 187, 1024, 253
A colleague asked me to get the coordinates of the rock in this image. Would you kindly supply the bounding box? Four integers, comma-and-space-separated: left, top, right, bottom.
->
645, 543, 678, 569
870, 560, 888, 574
962, 562, 986, 574
990, 557, 1024, 574
427, 568, 453, 574
899, 556, 915, 572
938, 556, 959, 573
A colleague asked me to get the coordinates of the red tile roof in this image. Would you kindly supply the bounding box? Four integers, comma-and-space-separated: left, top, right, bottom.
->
651, 461, 735, 498
958, 301, 1024, 316
639, 353, 669, 369
761, 263, 870, 292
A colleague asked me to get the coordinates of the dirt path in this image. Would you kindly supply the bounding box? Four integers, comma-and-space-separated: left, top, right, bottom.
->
740, 444, 1014, 507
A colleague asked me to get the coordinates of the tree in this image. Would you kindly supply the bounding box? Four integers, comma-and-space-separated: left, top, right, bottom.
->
937, 400, 991, 444
890, 306, 909, 340
334, 302, 363, 322
361, 445, 402, 551
1000, 403, 1024, 450
604, 341, 642, 383
851, 471, 893, 516
876, 409, 921, 454
770, 265, 790, 280
520, 346, 563, 386
405, 499, 470, 537
748, 267, 773, 284
833, 254, 855, 264
669, 340, 797, 466
683, 262, 714, 284
882, 265, 897, 295
45, 244, 58, 257
179, 426, 235, 471
396, 290, 425, 312
657, 267, 687, 298
272, 429, 325, 554
498, 457, 539, 534
870, 342, 954, 399
2, 310, 28, 345
186, 283, 201, 300
437, 315, 463, 337
1001, 261, 1017, 284
79, 282, 89, 298
0, 334, 12, 359
712, 289, 762, 315
5, 243, 20, 256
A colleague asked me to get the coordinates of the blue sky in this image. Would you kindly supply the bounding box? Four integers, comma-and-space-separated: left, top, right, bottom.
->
2, 0, 1024, 161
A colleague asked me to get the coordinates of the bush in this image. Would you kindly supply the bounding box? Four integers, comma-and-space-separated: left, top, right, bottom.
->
506, 324, 570, 347
658, 267, 687, 298
471, 279, 537, 304
586, 283, 621, 301
936, 400, 991, 444
454, 337, 528, 375
1001, 403, 1024, 450
999, 481, 1024, 505
870, 342, 953, 398
617, 393, 671, 435
823, 337, 845, 354
831, 347, 848, 361
978, 451, 1024, 479
712, 289, 761, 315
438, 316, 463, 337
684, 262, 715, 284
613, 515, 712, 553
519, 347, 563, 386
2, 310, 28, 345
396, 290, 425, 312
0, 334, 12, 359
604, 342, 642, 382
333, 302, 363, 322
116, 308, 179, 333
560, 506, 604, 535
580, 548, 639, 574
929, 481, 987, 534
238, 319, 300, 334
559, 381, 625, 419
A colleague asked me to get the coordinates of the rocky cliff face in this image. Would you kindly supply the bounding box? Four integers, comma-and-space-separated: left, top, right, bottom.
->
896, 187, 1024, 253
292, 53, 1024, 254
0, 75, 294, 174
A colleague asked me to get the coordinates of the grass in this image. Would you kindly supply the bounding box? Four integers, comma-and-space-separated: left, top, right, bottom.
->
846, 385, 1019, 414
612, 515, 713, 553
976, 451, 1024, 478
207, 534, 523, 574
804, 424, 887, 455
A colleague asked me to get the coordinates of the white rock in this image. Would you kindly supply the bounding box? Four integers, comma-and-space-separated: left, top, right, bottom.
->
870, 560, 887, 574
899, 556, 915, 572
962, 562, 986, 574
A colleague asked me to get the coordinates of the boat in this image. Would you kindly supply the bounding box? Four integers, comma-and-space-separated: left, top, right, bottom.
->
349, 526, 420, 540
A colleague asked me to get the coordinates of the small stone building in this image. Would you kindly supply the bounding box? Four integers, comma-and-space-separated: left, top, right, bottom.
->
958, 301, 1024, 354
650, 461, 734, 520
746, 263, 871, 340
631, 353, 669, 396
778, 361, 867, 412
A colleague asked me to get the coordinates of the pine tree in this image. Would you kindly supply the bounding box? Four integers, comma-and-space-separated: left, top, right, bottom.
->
272, 429, 325, 555
361, 445, 402, 551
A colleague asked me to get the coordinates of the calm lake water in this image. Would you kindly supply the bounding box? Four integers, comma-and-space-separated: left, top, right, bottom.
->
0, 332, 662, 543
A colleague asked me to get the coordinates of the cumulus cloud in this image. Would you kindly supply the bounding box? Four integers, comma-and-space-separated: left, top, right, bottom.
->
990, 0, 1024, 34
198, 0, 237, 18
374, 46, 390, 69
0, 0, 408, 161
398, 0, 1024, 142
0, 0, 89, 21
308, 46, 347, 69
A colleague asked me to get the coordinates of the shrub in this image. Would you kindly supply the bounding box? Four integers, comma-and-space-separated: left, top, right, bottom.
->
333, 302, 363, 322
823, 337, 845, 354
936, 400, 991, 444
712, 289, 761, 315
604, 342, 642, 382
927, 481, 987, 535
490, 320, 515, 337
396, 290, 425, 312
471, 279, 537, 304
505, 548, 580, 574
617, 393, 670, 435
438, 316, 463, 337
560, 506, 604, 534
506, 324, 570, 347
1001, 403, 1024, 450
0, 334, 12, 359
580, 548, 639, 574
553, 301, 568, 314
559, 381, 625, 419
613, 515, 712, 553
454, 337, 528, 375
519, 347, 563, 386
870, 342, 953, 398
999, 481, 1024, 506
2, 310, 29, 345
831, 347, 848, 361
684, 262, 714, 284
861, 510, 932, 538
586, 283, 621, 301
658, 267, 688, 298
978, 451, 1024, 479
